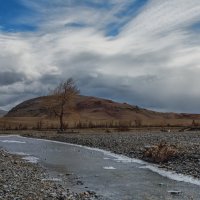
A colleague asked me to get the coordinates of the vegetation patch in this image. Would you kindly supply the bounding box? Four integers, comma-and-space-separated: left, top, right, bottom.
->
144, 142, 178, 163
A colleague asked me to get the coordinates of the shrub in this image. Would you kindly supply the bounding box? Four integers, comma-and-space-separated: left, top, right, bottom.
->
105, 129, 111, 133
144, 142, 178, 163
36, 121, 43, 130
116, 127, 130, 132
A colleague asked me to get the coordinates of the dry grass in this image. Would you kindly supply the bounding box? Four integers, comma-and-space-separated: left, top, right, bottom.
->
144, 142, 178, 163
0, 115, 199, 131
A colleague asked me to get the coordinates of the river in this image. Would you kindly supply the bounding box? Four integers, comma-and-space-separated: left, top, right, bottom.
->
0, 135, 199, 200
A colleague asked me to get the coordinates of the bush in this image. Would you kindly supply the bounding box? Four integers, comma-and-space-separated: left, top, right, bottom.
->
144, 142, 178, 163
105, 129, 111, 133
116, 127, 130, 132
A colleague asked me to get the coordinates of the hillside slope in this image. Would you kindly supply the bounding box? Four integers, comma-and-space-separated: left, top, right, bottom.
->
5, 95, 200, 126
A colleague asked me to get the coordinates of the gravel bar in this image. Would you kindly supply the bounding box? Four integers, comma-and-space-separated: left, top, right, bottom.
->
0, 149, 100, 200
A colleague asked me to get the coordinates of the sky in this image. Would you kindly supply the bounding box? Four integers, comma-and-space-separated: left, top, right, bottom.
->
0, 0, 200, 113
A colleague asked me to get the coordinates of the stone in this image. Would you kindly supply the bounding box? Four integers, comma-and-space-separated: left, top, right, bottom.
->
168, 190, 182, 195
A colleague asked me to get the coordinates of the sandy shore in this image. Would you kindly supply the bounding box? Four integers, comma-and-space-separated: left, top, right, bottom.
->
0, 149, 100, 200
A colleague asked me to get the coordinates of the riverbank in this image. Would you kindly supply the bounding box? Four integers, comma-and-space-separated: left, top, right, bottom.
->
0, 149, 100, 200
1, 129, 200, 180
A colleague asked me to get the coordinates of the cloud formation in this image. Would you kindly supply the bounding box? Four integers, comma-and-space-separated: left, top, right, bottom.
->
0, 0, 200, 113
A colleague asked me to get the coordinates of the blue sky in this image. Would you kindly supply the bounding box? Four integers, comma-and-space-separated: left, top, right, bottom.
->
0, 0, 36, 32
0, 0, 200, 113
0, 0, 149, 35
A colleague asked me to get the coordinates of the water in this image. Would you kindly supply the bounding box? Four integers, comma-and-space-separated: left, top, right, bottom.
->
0, 135, 200, 200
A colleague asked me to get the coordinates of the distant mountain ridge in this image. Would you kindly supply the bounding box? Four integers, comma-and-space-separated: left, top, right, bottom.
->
5, 95, 200, 126
0, 109, 7, 117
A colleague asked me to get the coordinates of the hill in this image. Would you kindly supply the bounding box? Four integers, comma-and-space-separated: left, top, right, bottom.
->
4, 95, 200, 127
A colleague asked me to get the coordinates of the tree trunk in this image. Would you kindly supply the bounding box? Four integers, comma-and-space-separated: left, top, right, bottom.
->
59, 102, 65, 132
59, 113, 64, 131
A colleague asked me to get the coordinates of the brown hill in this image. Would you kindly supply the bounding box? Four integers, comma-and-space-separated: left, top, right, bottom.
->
4, 95, 200, 127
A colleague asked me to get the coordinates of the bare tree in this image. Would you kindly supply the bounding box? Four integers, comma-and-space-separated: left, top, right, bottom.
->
49, 78, 79, 131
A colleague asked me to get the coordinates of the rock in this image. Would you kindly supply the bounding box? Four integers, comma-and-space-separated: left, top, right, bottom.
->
168, 190, 182, 195
76, 180, 84, 185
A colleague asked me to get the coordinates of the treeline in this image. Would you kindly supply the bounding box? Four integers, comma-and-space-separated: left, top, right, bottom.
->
0, 119, 142, 131
1, 119, 199, 131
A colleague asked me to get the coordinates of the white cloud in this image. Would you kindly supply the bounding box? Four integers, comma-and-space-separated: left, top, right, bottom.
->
1, 0, 200, 113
